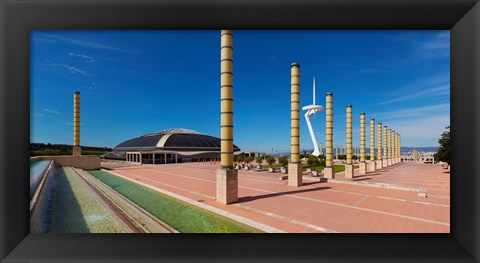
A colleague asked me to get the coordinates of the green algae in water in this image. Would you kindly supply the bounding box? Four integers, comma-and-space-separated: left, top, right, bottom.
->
89, 170, 260, 233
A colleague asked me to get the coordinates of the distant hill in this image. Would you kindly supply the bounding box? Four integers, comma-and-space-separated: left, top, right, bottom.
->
273, 146, 439, 157
31, 143, 112, 156
399, 146, 439, 152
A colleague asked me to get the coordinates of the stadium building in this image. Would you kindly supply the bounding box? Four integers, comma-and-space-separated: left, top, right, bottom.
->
110, 128, 241, 164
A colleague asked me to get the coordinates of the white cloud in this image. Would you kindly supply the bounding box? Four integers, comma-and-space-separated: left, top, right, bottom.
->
62, 64, 87, 75
36, 33, 122, 51
373, 103, 449, 120
421, 31, 450, 51
40, 61, 87, 76
375, 84, 449, 105
68, 52, 96, 63
358, 68, 391, 74
43, 108, 60, 114
387, 113, 449, 139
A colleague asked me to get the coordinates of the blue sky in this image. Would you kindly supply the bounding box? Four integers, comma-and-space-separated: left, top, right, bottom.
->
31, 30, 450, 153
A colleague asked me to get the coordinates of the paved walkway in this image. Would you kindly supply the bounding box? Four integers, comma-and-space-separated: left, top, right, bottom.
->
333, 162, 450, 199
108, 162, 450, 233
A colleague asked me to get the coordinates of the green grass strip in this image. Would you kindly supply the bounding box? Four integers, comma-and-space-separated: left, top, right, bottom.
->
89, 170, 260, 233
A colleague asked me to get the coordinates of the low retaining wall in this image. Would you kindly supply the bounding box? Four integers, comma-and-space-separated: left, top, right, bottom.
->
326, 178, 427, 197
31, 156, 101, 170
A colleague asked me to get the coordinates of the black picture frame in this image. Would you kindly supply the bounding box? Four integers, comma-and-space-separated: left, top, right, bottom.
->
1, 0, 479, 262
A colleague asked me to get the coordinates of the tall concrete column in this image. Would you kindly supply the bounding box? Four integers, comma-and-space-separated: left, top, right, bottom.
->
383, 126, 388, 167
390, 129, 394, 164
392, 130, 395, 163
345, 105, 354, 178
397, 133, 399, 162
335, 145, 338, 160
395, 132, 399, 163
324, 93, 335, 178
216, 30, 238, 205
359, 113, 367, 174
377, 123, 383, 169
392, 130, 396, 164
72, 91, 81, 156
288, 62, 302, 186
391, 130, 394, 164
387, 128, 392, 166
392, 131, 397, 164
397, 133, 400, 162
398, 133, 401, 162
320, 143, 324, 155
369, 118, 376, 172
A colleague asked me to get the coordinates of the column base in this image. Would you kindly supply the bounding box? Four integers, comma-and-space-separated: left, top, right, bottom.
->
368, 161, 376, 172
72, 146, 81, 156
323, 166, 335, 179
359, 162, 367, 175
288, 163, 303, 187
376, 160, 383, 169
345, 164, 354, 178
382, 159, 388, 167
216, 168, 238, 205
387, 159, 392, 166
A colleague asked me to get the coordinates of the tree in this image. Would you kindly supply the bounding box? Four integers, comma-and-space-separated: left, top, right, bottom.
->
307, 155, 321, 170
237, 156, 245, 165
278, 156, 289, 168
256, 157, 263, 166
265, 155, 276, 167
245, 156, 254, 165
434, 126, 450, 164
318, 154, 326, 167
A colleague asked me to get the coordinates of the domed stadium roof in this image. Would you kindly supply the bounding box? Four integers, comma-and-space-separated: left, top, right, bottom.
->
113, 128, 241, 152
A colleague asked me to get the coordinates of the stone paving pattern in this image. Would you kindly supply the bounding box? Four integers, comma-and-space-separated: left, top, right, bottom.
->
108, 162, 449, 233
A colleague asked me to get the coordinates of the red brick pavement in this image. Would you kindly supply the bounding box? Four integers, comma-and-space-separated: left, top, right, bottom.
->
108, 162, 450, 233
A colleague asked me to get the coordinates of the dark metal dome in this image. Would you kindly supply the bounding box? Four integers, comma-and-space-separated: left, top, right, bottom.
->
113, 128, 240, 152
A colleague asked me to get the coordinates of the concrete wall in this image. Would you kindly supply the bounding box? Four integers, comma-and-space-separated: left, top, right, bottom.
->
30, 156, 101, 170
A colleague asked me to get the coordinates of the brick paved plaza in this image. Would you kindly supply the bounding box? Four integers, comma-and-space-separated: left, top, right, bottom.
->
107, 162, 449, 233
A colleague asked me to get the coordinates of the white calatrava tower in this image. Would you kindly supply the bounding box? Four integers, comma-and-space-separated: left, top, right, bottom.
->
302, 77, 324, 156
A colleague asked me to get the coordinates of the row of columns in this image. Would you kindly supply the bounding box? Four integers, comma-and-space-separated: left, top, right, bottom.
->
332, 145, 395, 159
330, 145, 399, 157
217, 30, 403, 204
344, 107, 402, 178
286, 64, 402, 182
126, 152, 142, 163
126, 152, 179, 164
